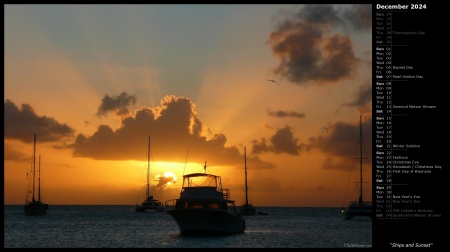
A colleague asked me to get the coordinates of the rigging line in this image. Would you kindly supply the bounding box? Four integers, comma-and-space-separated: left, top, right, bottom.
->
136, 164, 146, 204
25, 150, 33, 202
341, 158, 356, 209
182, 147, 189, 176
341, 131, 360, 209
136, 137, 150, 205
361, 125, 371, 166
361, 125, 372, 199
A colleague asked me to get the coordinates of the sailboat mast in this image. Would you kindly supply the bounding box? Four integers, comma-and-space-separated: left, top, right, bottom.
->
244, 147, 248, 205
146, 136, 150, 198
359, 115, 363, 204
32, 134, 36, 202
38, 154, 41, 202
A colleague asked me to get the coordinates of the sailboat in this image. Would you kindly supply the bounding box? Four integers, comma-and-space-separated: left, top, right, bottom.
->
24, 134, 49, 216
135, 137, 165, 212
239, 147, 257, 216
341, 115, 372, 220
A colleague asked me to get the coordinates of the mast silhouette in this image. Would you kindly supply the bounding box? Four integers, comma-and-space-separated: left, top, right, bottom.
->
244, 147, 249, 206
146, 136, 151, 199
32, 134, 36, 202
135, 136, 165, 212
38, 154, 42, 203
239, 146, 257, 215
359, 115, 363, 205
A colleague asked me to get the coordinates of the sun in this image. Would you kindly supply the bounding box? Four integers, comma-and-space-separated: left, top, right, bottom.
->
163, 171, 177, 186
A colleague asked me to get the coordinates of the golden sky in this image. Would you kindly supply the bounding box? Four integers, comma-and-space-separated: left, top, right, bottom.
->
4, 4, 372, 207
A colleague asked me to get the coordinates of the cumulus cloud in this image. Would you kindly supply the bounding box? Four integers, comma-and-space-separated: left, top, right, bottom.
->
3, 142, 29, 161
343, 4, 372, 31
96, 92, 137, 118
74, 95, 275, 169
4, 99, 75, 143
251, 125, 302, 155
306, 116, 372, 171
268, 4, 371, 86
342, 81, 372, 108
156, 175, 177, 189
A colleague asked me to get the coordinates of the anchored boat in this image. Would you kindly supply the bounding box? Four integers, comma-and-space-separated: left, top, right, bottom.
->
135, 137, 165, 212
166, 162, 246, 235
341, 115, 372, 220
24, 134, 49, 216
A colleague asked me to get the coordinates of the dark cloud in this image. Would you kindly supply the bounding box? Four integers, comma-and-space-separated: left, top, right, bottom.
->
96, 92, 137, 118
3, 142, 29, 161
115, 107, 131, 117
268, 4, 371, 86
306, 116, 372, 171
156, 175, 177, 189
343, 81, 372, 108
251, 125, 302, 156
343, 5, 372, 31
295, 5, 341, 27
251, 138, 270, 155
4, 99, 75, 143
73, 95, 275, 169
266, 108, 305, 118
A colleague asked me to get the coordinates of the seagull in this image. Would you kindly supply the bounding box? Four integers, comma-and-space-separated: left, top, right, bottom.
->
266, 79, 280, 85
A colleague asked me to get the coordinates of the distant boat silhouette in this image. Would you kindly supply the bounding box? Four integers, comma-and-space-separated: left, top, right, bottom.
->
135, 137, 165, 212
341, 115, 372, 220
239, 147, 257, 216
24, 134, 48, 216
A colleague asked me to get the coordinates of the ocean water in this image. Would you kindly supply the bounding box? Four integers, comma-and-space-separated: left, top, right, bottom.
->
4, 205, 371, 248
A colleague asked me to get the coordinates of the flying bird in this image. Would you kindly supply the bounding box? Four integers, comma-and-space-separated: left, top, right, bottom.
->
266, 79, 280, 85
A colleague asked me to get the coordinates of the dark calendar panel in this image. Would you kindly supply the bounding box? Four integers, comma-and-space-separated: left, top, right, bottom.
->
372, 3, 445, 249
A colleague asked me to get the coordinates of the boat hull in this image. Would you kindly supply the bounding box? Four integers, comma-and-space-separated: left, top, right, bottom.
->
167, 208, 246, 235
239, 204, 256, 215
24, 202, 48, 216
135, 204, 165, 212
342, 202, 372, 220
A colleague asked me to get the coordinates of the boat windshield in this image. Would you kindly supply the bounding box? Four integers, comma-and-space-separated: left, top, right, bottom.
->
182, 173, 221, 188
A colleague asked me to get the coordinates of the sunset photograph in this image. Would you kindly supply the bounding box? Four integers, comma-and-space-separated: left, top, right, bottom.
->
5, 4, 373, 248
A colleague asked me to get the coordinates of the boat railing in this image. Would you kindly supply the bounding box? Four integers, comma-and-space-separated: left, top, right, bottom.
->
165, 199, 177, 210
347, 200, 372, 208
227, 202, 240, 215
221, 188, 230, 200
164, 198, 240, 214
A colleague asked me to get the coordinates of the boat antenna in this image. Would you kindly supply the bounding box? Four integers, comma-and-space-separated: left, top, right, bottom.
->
203, 161, 207, 173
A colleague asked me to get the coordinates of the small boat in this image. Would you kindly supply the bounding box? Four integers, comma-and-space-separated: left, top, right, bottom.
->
135, 137, 165, 212
24, 134, 49, 216
239, 147, 256, 215
257, 211, 269, 216
135, 195, 165, 212
166, 161, 246, 235
341, 115, 372, 220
